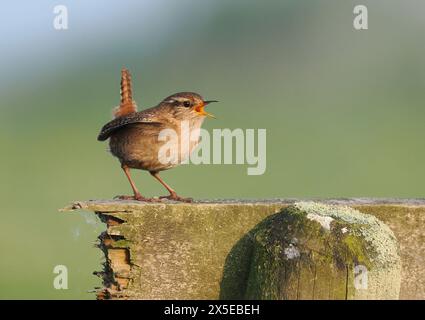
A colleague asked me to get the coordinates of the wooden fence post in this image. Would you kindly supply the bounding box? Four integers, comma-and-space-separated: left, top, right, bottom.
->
61, 199, 425, 299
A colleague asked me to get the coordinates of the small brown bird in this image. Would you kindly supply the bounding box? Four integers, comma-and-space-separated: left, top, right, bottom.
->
97, 68, 217, 202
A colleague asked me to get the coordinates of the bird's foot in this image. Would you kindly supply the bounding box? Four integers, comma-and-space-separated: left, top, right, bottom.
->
114, 194, 161, 202
159, 193, 193, 203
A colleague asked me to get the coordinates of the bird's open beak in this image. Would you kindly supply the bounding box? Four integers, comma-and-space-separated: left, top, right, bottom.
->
195, 100, 218, 118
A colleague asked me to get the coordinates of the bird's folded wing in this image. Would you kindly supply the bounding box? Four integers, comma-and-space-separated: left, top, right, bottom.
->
97, 112, 162, 141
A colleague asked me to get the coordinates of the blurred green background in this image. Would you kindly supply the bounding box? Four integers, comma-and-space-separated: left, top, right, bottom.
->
1, 0, 424, 299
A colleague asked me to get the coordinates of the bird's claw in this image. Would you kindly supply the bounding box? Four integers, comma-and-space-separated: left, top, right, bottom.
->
114, 195, 161, 202
159, 194, 193, 203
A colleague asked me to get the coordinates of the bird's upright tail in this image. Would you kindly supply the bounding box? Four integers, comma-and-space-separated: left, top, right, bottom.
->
113, 68, 137, 118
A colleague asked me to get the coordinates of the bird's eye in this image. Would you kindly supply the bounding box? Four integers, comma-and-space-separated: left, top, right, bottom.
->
183, 100, 191, 108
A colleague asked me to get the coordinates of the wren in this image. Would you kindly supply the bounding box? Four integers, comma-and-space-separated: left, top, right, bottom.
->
97, 68, 217, 202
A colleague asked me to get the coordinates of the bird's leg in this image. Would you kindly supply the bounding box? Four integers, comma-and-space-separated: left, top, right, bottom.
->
150, 171, 193, 203
116, 165, 158, 202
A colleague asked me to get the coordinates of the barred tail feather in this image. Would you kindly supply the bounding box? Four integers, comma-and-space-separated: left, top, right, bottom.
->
113, 68, 137, 118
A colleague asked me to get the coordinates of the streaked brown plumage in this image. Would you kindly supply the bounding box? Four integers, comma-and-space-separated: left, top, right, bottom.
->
97, 68, 217, 202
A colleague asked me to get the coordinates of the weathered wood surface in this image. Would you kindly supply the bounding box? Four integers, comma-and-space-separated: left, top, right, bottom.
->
61, 198, 425, 300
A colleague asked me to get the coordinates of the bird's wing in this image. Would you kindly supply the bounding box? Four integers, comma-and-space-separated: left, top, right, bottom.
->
97, 111, 162, 141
